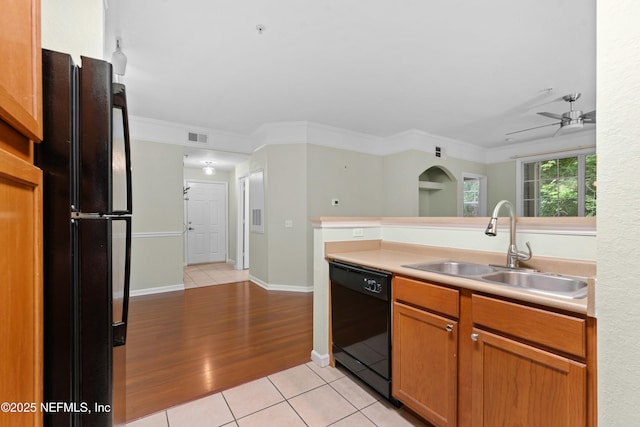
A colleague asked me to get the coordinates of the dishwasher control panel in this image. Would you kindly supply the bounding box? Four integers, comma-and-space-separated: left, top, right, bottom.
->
363, 277, 383, 294
329, 261, 391, 301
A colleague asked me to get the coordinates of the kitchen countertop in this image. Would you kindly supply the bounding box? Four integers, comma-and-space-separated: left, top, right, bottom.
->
326, 244, 594, 315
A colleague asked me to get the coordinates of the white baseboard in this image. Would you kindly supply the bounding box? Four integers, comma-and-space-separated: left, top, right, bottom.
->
130, 284, 185, 297
311, 350, 330, 367
249, 275, 314, 293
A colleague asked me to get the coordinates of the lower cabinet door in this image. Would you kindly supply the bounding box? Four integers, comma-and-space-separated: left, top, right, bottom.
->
392, 301, 458, 427
471, 328, 586, 427
0, 149, 43, 427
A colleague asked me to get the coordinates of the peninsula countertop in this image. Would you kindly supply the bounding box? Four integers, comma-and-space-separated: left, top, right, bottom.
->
325, 241, 595, 316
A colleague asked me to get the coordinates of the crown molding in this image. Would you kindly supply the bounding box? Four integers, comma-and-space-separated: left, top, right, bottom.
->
128, 116, 596, 164
128, 115, 254, 154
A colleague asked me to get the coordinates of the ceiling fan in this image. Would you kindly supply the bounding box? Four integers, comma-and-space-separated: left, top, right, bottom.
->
507, 93, 596, 137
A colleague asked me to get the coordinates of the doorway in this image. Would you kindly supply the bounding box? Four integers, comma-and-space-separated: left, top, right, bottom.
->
185, 181, 227, 264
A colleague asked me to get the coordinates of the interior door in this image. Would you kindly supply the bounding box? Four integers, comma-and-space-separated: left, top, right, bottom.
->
187, 181, 227, 264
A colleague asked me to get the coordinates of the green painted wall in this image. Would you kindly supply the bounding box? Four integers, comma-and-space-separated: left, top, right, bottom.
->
486, 161, 517, 210
129, 140, 184, 291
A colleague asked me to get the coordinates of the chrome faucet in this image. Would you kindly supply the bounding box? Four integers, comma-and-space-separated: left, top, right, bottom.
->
485, 200, 532, 269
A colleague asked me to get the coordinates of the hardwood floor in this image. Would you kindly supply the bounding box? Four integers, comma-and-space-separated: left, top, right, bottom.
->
125, 281, 313, 422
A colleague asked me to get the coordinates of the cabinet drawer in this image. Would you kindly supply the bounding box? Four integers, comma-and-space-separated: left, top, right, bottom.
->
472, 294, 586, 358
393, 276, 459, 318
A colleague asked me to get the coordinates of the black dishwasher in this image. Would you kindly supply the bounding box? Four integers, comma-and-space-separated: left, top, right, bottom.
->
330, 261, 398, 404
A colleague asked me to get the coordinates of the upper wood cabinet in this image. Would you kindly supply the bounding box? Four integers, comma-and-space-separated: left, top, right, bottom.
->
0, 1, 43, 426
0, 0, 43, 159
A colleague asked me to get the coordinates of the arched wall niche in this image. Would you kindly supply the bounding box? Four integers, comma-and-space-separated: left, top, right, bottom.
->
418, 165, 458, 216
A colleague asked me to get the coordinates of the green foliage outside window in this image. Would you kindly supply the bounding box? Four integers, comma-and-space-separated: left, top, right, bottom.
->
524, 154, 596, 217
463, 178, 480, 217
584, 154, 597, 216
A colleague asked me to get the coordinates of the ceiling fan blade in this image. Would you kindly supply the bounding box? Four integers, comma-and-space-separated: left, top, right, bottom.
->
506, 122, 561, 136
582, 110, 596, 121
537, 112, 564, 120
552, 126, 564, 138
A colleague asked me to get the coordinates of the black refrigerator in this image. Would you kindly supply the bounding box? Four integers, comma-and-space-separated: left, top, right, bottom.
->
35, 49, 132, 427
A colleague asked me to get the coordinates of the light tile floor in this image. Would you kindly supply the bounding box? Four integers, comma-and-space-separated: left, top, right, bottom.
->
126, 362, 429, 427
184, 262, 250, 289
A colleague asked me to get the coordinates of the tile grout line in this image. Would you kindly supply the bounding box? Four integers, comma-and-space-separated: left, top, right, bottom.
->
128, 367, 396, 427
208, 367, 331, 426
324, 373, 382, 427
219, 390, 237, 425
293, 364, 362, 426
221, 382, 286, 424
265, 376, 309, 427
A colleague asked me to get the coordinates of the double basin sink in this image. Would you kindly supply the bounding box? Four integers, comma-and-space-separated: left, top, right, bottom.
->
403, 260, 588, 299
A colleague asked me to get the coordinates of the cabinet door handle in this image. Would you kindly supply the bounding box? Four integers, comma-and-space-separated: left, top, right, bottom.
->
470, 333, 479, 341
445, 324, 454, 332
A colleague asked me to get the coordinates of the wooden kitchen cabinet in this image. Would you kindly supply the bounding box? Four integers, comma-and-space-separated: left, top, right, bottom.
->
391, 276, 595, 427
0, 0, 43, 156
470, 294, 588, 427
470, 328, 586, 427
0, 0, 43, 426
392, 276, 459, 427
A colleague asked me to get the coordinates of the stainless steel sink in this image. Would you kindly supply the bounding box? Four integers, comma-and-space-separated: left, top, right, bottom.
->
403, 261, 496, 276
403, 260, 588, 299
480, 270, 588, 299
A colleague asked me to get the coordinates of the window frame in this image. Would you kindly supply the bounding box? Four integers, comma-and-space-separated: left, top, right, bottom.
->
462, 172, 487, 217
515, 148, 596, 217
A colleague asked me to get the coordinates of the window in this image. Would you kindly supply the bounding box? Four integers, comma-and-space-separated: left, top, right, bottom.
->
463, 178, 480, 216
521, 153, 596, 217
462, 173, 486, 217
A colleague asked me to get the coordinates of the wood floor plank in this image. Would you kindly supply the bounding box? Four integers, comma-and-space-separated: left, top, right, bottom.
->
125, 281, 313, 422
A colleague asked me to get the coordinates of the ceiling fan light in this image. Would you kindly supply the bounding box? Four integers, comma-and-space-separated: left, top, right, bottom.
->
563, 120, 584, 131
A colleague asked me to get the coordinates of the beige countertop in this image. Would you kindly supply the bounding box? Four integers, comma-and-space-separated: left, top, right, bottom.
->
326, 241, 594, 315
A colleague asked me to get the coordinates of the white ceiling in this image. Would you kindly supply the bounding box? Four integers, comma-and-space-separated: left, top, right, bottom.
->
104, 0, 596, 168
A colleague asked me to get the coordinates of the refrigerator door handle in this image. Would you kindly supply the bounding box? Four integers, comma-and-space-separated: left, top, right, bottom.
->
113, 321, 127, 347
112, 82, 133, 215
112, 216, 131, 347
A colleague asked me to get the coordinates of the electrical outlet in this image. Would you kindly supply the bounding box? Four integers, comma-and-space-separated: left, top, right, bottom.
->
353, 228, 364, 237
284, 220, 293, 228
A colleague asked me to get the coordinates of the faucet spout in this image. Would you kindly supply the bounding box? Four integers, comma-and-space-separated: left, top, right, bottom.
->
484, 217, 498, 236
485, 200, 532, 268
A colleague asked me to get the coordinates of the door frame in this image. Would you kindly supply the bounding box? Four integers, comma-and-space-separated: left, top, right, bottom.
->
184, 179, 229, 265
461, 172, 487, 217
236, 175, 250, 270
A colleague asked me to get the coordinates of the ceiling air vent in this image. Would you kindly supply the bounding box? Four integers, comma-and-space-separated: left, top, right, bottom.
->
187, 132, 208, 144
